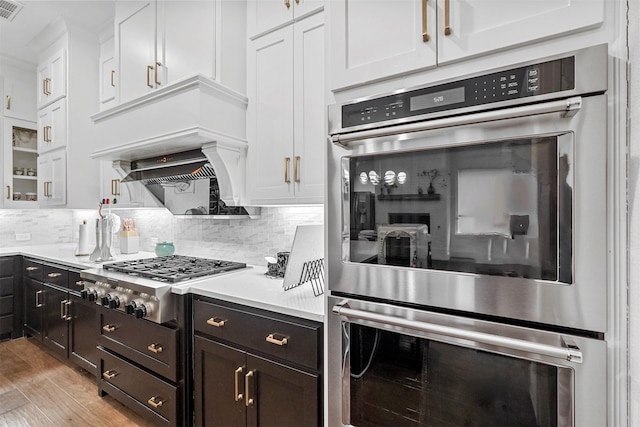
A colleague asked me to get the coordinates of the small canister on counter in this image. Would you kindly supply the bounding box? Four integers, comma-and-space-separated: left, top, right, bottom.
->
276, 251, 290, 277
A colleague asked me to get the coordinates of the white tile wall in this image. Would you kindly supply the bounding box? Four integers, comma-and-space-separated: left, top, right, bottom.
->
0, 206, 323, 266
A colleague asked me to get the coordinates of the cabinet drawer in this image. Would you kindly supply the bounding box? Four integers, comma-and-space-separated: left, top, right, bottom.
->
99, 347, 179, 424
99, 309, 179, 382
0, 314, 13, 334
194, 299, 321, 370
24, 259, 44, 281
0, 277, 12, 297
0, 295, 12, 316
0, 257, 13, 277
43, 265, 69, 288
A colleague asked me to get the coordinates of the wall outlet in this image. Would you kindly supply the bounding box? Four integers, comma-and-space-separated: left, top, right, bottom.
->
15, 233, 31, 241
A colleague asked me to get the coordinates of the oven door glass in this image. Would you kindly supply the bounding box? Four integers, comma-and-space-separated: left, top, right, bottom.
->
345, 135, 572, 283
345, 323, 570, 427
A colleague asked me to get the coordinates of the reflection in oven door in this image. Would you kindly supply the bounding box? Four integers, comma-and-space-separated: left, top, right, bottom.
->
328, 297, 606, 427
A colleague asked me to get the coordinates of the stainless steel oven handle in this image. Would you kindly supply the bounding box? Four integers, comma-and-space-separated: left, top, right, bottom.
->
331, 96, 582, 147
333, 303, 583, 364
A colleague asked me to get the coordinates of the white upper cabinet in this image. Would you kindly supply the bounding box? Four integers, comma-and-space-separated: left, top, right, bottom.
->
37, 148, 67, 207
114, 0, 216, 104
36, 48, 66, 108
37, 99, 67, 154
2, 77, 37, 122
114, 1, 157, 103
330, 0, 605, 90
247, 12, 324, 204
248, 0, 324, 37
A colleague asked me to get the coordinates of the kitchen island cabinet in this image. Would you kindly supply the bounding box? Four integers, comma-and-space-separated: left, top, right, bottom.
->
329, 0, 606, 90
193, 297, 322, 427
246, 12, 325, 205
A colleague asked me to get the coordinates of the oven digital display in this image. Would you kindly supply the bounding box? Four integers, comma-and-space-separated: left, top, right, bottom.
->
410, 87, 465, 111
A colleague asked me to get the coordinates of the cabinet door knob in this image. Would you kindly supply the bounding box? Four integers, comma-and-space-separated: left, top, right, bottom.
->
102, 370, 118, 379
234, 366, 244, 401
6, 95, 10, 110
102, 324, 116, 333
147, 343, 164, 354
147, 396, 165, 408
284, 0, 290, 9
6, 185, 10, 200
26, 266, 39, 272
206, 317, 226, 327
111, 70, 116, 87
266, 333, 289, 346
47, 272, 62, 278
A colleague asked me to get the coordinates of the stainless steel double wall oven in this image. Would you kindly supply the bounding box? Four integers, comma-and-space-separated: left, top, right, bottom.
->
327, 45, 609, 427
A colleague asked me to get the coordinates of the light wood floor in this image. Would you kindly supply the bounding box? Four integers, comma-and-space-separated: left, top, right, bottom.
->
0, 337, 156, 427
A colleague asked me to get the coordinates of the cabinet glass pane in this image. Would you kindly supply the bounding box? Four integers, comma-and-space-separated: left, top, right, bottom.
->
10, 126, 38, 202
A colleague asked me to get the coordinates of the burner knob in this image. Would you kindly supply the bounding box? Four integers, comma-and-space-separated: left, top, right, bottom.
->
100, 295, 109, 306
125, 300, 138, 315
134, 305, 148, 319
80, 289, 88, 299
109, 296, 121, 309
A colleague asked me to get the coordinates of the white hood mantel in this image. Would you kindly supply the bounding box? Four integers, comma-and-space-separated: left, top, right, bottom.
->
90, 74, 248, 206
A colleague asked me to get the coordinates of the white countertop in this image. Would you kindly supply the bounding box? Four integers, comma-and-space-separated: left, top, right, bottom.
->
172, 266, 324, 322
0, 244, 324, 322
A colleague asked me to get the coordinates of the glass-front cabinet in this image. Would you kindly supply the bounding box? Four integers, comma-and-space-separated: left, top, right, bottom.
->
2, 118, 38, 207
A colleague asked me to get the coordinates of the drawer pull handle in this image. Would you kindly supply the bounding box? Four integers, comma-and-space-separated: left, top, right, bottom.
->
102, 324, 116, 333
234, 366, 244, 401
148, 343, 163, 354
47, 272, 62, 278
26, 266, 39, 272
266, 333, 288, 346
148, 396, 165, 408
102, 370, 118, 379
207, 317, 226, 327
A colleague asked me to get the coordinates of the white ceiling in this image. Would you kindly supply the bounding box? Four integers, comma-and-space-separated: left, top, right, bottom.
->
0, 0, 115, 65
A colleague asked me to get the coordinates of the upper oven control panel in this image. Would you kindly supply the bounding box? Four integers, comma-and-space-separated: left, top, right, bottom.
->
331, 44, 607, 134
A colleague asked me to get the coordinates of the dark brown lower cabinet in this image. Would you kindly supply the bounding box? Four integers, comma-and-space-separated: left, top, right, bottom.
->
194, 335, 319, 427
22, 259, 98, 375
0, 256, 21, 340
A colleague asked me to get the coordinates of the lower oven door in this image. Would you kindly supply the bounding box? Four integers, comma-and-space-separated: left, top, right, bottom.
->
327, 297, 606, 427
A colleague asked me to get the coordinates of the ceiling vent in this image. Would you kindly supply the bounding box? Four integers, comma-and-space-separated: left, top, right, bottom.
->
0, 0, 22, 21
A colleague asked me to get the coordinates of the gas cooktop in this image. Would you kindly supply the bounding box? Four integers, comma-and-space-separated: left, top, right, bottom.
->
103, 255, 247, 283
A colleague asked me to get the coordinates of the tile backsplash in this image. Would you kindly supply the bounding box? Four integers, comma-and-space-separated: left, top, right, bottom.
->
0, 206, 324, 266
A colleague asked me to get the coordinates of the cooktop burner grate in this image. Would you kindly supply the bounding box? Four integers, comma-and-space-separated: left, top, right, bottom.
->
104, 255, 247, 282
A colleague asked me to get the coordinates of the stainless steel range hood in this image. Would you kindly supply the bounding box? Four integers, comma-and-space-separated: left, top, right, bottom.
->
120, 149, 259, 217
90, 75, 249, 207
